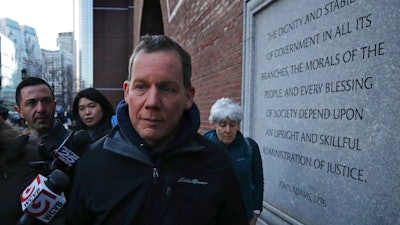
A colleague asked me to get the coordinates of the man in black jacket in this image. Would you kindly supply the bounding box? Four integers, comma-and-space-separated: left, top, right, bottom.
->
66, 35, 248, 225
11, 77, 87, 224
14, 77, 88, 175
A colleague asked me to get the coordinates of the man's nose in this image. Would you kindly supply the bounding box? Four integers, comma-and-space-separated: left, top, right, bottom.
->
145, 87, 161, 108
36, 101, 46, 112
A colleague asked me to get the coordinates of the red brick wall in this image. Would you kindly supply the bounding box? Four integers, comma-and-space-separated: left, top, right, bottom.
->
159, 0, 244, 133
93, 1, 243, 131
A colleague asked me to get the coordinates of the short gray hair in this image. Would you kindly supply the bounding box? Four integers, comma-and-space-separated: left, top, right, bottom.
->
209, 98, 243, 123
128, 34, 192, 88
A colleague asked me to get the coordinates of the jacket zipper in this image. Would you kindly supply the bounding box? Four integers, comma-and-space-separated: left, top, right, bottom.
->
153, 167, 159, 179
151, 167, 160, 225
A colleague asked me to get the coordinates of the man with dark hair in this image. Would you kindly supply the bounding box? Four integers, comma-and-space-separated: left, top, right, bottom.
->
15, 77, 68, 150
3, 77, 79, 225
14, 77, 87, 171
15, 77, 56, 142
67, 35, 249, 225
11, 77, 91, 224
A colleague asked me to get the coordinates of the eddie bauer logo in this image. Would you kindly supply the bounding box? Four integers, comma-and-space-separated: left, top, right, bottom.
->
178, 177, 208, 185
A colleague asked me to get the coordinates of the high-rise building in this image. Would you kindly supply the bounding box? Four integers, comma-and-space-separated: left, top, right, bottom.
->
57, 32, 74, 54
74, 0, 93, 90
42, 49, 73, 112
74, 0, 134, 108
0, 17, 74, 112
0, 18, 26, 78
20, 25, 44, 77
0, 18, 44, 108
0, 33, 18, 108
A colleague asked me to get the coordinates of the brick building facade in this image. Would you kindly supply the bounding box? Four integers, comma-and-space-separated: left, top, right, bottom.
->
93, 0, 134, 110
94, 0, 244, 133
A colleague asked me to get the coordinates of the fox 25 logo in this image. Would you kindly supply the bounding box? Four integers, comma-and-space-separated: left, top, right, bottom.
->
54, 146, 80, 167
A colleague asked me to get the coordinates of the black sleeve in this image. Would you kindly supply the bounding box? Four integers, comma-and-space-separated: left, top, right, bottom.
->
249, 138, 264, 210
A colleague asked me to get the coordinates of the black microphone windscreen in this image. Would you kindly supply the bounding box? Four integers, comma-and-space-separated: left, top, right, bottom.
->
73, 130, 91, 149
45, 169, 70, 194
38, 143, 54, 160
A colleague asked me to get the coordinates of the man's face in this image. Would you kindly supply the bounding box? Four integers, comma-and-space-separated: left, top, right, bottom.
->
212, 119, 240, 145
15, 84, 56, 136
123, 51, 195, 149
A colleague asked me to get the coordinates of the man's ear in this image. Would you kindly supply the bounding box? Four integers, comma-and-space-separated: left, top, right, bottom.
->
14, 105, 24, 119
123, 81, 130, 101
185, 87, 195, 109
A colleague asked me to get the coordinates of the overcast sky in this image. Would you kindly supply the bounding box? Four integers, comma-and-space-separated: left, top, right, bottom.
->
0, 0, 73, 50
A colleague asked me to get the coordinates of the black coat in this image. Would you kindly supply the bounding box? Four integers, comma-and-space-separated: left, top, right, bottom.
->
0, 119, 80, 225
204, 130, 264, 219
0, 135, 46, 225
66, 101, 248, 225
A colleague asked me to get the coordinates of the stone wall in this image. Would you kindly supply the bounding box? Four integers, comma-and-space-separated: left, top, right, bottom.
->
243, 0, 400, 224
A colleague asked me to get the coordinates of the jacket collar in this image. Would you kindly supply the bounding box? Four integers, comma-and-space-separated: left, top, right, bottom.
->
114, 100, 201, 154
40, 119, 71, 151
203, 129, 245, 147
103, 130, 204, 166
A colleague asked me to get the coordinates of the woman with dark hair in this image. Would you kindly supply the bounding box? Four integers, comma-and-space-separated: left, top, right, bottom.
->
72, 88, 115, 142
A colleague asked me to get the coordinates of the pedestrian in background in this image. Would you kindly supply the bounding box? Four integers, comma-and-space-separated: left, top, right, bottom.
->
14, 76, 89, 179
15, 77, 74, 149
72, 87, 114, 142
0, 116, 40, 225
12, 76, 90, 224
204, 97, 264, 225
0, 113, 64, 225
67, 34, 248, 225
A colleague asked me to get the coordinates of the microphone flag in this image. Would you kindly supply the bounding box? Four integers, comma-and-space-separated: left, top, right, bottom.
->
20, 173, 67, 223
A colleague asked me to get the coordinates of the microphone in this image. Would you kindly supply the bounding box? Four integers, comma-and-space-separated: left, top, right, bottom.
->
17, 169, 70, 225
73, 129, 91, 150
32, 130, 91, 171
50, 130, 91, 171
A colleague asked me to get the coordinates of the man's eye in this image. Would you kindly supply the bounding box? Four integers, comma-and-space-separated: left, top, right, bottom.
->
160, 84, 176, 93
134, 84, 146, 90
162, 87, 174, 92
26, 100, 38, 106
42, 98, 53, 105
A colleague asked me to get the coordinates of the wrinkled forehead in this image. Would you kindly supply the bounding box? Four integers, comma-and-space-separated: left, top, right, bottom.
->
131, 51, 184, 80
20, 84, 53, 100
217, 118, 240, 124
